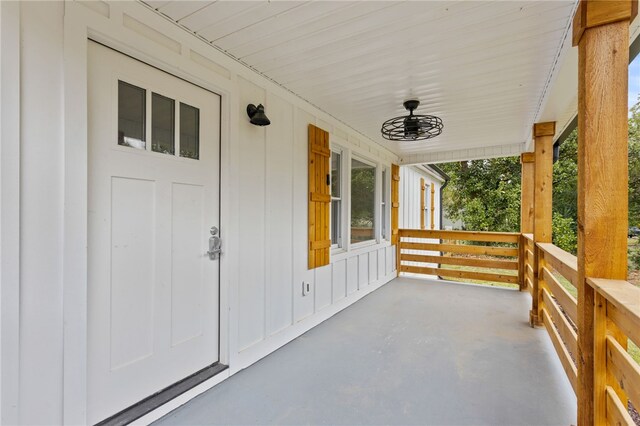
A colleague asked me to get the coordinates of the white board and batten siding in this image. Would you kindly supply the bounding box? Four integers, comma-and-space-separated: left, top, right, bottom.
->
398, 166, 445, 276
0, 2, 399, 424
236, 78, 398, 363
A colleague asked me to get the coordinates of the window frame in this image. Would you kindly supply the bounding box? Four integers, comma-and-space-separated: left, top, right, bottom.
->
349, 153, 378, 248
330, 146, 346, 251
380, 167, 390, 241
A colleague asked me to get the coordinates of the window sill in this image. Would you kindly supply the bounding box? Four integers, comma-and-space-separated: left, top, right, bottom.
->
330, 240, 391, 263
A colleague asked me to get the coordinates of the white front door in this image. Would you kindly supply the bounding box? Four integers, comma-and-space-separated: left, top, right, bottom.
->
87, 41, 221, 424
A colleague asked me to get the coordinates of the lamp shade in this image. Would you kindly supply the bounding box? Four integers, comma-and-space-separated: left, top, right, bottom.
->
247, 104, 271, 126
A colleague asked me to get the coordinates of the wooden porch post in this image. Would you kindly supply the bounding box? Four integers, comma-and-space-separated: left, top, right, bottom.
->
530, 122, 555, 325
520, 152, 535, 234
391, 164, 400, 276
573, 1, 636, 424
519, 153, 535, 291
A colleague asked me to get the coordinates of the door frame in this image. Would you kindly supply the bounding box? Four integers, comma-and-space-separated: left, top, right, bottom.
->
63, 3, 239, 423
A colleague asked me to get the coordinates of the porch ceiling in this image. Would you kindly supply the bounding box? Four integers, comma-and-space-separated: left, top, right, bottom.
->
145, 0, 577, 162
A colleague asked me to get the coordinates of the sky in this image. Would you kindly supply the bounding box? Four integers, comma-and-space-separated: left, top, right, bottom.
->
630, 55, 640, 110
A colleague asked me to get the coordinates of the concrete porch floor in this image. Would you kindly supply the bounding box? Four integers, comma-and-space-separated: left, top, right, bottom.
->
155, 277, 576, 425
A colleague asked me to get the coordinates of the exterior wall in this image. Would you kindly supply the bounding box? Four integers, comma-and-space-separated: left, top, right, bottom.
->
397, 166, 443, 278
0, 2, 399, 424
399, 166, 443, 230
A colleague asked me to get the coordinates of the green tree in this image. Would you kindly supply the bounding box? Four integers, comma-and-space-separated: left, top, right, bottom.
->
438, 157, 521, 233
629, 100, 640, 227
437, 98, 640, 256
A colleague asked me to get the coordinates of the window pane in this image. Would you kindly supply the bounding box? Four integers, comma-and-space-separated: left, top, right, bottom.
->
331, 151, 341, 197
331, 200, 341, 246
180, 102, 200, 160
118, 81, 146, 149
152, 93, 175, 155
351, 158, 376, 244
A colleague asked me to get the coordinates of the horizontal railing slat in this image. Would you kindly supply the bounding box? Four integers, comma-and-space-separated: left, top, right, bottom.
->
606, 335, 640, 411
526, 249, 534, 266
537, 243, 577, 287
400, 254, 518, 270
400, 242, 518, 257
542, 308, 577, 394
398, 228, 519, 243
399, 265, 518, 284
605, 386, 635, 426
542, 267, 577, 325
541, 287, 577, 356
587, 278, 640, 346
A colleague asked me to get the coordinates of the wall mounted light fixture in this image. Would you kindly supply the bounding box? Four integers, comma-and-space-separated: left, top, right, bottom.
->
246, 104, 271, 126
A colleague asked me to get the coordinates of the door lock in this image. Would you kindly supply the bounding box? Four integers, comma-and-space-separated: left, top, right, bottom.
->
207, 226, 222, 260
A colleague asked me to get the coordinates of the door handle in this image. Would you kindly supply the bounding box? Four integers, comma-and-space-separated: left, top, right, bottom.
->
207, 226, 222, 260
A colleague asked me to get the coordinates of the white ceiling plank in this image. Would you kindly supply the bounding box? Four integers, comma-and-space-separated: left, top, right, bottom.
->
147, 0, 578, 159
179, 1, 262, 32
197, 2, 306, 41
157, 1, 215, 22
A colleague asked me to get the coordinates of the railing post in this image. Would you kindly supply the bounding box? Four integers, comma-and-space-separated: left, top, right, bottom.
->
530, 122, 555, 326
573, 1, 636, 424
518, 234, 525, 291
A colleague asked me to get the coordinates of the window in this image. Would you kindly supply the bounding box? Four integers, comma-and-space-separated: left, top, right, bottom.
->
351, 157, 376, 244
381, 168, 388, 240
331, 150, 342, 248
152, 93, 175, 155
118, 81, 200, 160
118, 81, 146, 150
180, 103, 200, 159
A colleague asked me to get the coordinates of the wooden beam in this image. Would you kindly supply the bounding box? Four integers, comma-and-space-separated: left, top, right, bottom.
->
605, 386, 635, 426
518, 234, 525, 291
430, 183, 435, 230
399, 265, 518, 284
543, 266, 577, 325
400, 253, 518, 270
606, 335, 640, 411
398, 228, 519, 243
537, 243, 578, 287
541, 287, 578, 357
573, 0, 638, 46
520, 152, 535, 234
533, 121, 555, 244
531, 121, 555, 326
575, 2, 634, 422
542, 308, 578, 394
400, 241, 518, 257
391, 164, 400, 275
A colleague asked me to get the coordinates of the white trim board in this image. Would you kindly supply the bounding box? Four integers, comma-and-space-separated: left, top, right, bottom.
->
0, 2, 21, 424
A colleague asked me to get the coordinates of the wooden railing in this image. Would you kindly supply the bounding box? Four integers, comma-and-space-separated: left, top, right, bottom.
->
535, 243, 578, 394
397, 229, 520, 285
396, 229, 640, 423
586, 277, 640, 424
521, 233, 534, 293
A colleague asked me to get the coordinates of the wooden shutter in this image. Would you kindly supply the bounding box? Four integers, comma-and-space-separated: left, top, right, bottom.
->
420, 178, 426, 229
430, 184, 436, 230
308, 124, 331, 269
391, 164, 400, 245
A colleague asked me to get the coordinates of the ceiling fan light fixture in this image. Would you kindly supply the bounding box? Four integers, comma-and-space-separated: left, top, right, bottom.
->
381, 99, 443, 141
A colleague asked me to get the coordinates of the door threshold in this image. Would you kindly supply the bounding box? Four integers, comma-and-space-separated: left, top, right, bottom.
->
96, 362, 228, 426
